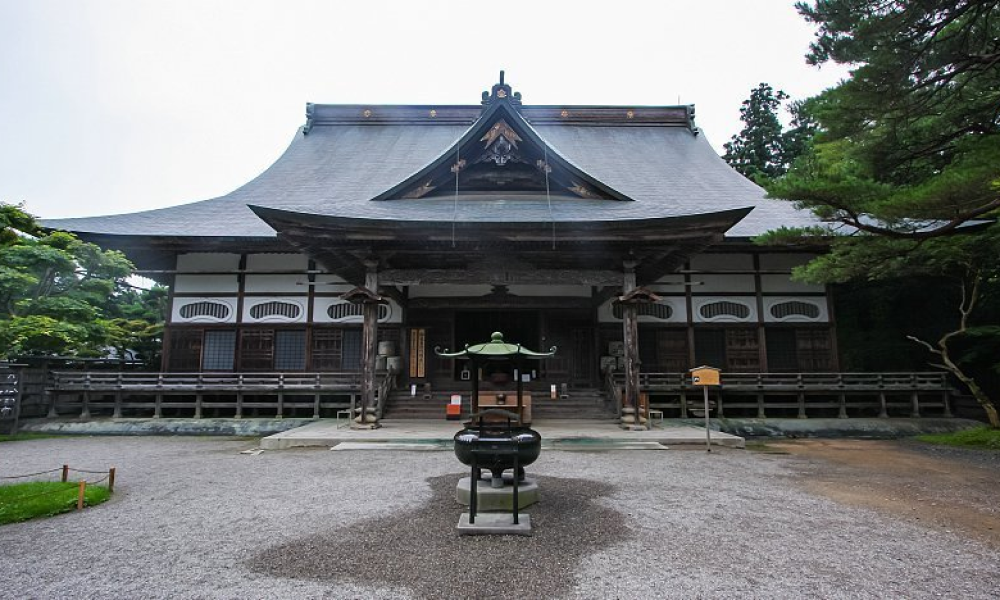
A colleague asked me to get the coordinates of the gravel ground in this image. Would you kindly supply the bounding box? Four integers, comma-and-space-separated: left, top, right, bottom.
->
0, 437, 998, 599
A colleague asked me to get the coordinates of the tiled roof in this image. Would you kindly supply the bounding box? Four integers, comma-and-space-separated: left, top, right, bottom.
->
43, 105, 818, 239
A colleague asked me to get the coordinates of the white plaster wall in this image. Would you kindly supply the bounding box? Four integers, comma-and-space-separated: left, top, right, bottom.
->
174, 275, 239, 294
245, 253, 309, 271
313, 297, 402, 324
241, 296, 308, 324
689, 253, 754, 271
244, 275, 308, 293
176, 253, 240, 271
691, 296, 757, 323
762, 297, 829, 323
171, 297, 238, 324
759, 253, 816, 271
691, 274, 756, 293
597, 297, 688, 323
760, 274, 824, 293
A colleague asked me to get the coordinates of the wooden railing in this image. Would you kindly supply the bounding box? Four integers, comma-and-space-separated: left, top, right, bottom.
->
611, 372, 953, 419
45, 371, 364, 420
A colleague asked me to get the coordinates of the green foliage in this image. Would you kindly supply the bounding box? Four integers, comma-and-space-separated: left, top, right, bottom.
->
0, 202, 164, 362
916, 427, 1000, 450
777, 1, 1000, 235
759, 3, 1000, 425
723, 83, 814, 181
0, 481, 111, 525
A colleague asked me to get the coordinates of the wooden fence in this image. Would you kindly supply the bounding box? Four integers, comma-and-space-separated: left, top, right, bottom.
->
44, 371, 370, 420
614, 372, 953, 419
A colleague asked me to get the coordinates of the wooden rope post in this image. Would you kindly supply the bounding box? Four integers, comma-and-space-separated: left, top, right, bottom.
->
77, 480, 86, 510
62, 464, 69, 483
108, 467, 116, 493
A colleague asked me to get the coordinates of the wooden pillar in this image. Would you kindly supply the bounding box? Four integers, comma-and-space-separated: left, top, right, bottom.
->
347, 262, 383, 429
621, 261, 639, 428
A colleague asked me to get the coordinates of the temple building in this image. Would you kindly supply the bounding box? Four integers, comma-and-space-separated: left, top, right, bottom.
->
44, 74, 847, 424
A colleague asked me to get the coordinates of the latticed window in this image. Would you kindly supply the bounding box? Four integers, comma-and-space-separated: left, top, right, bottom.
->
168, 329, 202, 371
274, 330, 306, 370
326, 302, 390, 321
769, 301, 820, 320
699, 301, 751, 320
179, 301, 230, 320
202, 330, 237, 371
240, 330, 274, 371
613, 303, 673, 320
639, 329, 688, 372
249, 301, 301, 320
311, 329, 344, 370
765, 328, 833, 372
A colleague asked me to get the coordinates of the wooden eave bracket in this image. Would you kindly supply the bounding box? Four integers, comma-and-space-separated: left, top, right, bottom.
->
340, 287, 388, 305
614, 286, 662, 305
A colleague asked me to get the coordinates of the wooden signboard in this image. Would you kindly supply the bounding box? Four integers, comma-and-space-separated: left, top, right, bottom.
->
409, 328, 426, 378
0, 365, 21, 434
690, 366, 721, 386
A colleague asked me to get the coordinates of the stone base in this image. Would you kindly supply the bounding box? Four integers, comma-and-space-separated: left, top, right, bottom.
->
350, 421, 381, 430
457, 512, 532, 536
455, 475, 539, 510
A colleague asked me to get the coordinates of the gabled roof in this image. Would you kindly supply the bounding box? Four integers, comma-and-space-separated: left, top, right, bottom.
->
370, 87, 631, 203
43, 77, 820, 241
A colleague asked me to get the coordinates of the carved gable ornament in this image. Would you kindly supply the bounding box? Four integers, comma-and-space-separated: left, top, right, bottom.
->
372, 73, 633, 204
480, 119, 522, 166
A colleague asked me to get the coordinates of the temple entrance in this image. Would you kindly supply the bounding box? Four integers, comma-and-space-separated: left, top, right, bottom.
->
453, 310, 540, 383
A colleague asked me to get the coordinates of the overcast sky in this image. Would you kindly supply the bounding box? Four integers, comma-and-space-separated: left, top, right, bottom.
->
0, 0, 848, 220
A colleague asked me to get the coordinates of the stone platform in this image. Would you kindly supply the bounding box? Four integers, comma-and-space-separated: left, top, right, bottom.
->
455, 474, 539, 510
457, 512, 532, 536
259, 418, 745, 450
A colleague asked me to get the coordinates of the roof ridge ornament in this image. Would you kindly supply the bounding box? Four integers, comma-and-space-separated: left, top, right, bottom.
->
482, 70, 523, 108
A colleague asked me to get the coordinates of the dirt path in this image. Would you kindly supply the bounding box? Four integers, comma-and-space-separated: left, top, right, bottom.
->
766, 439, 1000, 548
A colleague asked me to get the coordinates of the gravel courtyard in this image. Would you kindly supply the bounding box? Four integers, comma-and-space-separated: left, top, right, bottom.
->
1, 437, 998, 599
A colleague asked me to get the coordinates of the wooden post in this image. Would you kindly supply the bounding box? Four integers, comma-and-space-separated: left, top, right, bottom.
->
350, 261, 381, 428
113, 373, 123, 418
703, 385, 711, 452
153, 394, 162, 419
80, 391, 90, 419
679, 391, 688, 419
797, 392, 807, 419
756, 392, 766, 419
194, 393, 203, 419
46, 389, 57, 419
941, 391, 952, 418
108, 467, 116, 493
910, 392, 921, 418
838, 394, 848, 418
62, 464, 69, 483
77, 480, 86, 510
620, 260, 640, 429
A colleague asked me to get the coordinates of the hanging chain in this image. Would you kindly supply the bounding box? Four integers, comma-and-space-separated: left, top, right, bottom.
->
544, 146, 555, 249
452, 146, 460, 248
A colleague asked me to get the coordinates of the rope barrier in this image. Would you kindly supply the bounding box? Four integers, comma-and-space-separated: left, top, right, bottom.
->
1, 465, 115, 488
0, 468, 62, 480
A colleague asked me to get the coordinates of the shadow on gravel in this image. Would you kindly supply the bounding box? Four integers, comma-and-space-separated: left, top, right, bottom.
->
247, 475, 628, 599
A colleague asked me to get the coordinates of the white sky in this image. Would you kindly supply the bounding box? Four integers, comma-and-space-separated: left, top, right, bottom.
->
0, 0, 848, 220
